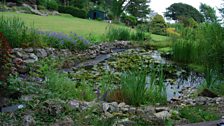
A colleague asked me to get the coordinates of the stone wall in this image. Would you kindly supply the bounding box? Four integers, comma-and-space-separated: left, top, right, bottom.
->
10, 41, 130, 74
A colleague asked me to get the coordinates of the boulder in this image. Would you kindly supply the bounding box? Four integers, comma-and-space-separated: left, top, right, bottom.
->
23, 115, 36, 126
155, 111, 171, 119
51, 117, 74, 126
198, 88, 218, 98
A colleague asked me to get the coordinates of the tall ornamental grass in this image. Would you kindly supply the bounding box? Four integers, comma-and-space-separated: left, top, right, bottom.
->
120, 66, 167, 106
120, 70, 147, 106
106, 26, 149, 42
172, 23, 224, 71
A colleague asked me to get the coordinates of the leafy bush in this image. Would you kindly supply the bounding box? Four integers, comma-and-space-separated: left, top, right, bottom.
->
46, 70, 95, 101
121, 14, 137, 27
0, 16, 41, 48
149, 14, 167, 35
179, 106, 219, 123
38, 0, 59, 10
58, 6, 87, 19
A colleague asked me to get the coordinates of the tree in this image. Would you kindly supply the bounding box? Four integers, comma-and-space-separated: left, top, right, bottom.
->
164, 3, 204, 23
200, 3, 217, 23
110, 0, 127, 21
219, 0, 224, 20
127, 0, 151, 21
149, 14, 167, 35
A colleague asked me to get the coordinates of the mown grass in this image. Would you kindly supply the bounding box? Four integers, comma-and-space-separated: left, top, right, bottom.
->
0, 12, 168, 42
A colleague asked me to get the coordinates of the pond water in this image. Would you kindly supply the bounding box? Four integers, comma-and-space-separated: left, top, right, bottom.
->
71, 48, 205, 101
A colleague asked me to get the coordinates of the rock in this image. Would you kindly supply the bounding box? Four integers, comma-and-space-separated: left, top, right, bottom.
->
118, 102, 126, 108
35, 49, 48, 58
17, 65, 29, 74
198, 88, 218, 98
155, 111, 171, 119
0, 97, 8, 108
109, 102, 119, 113
13, 58, 23, 65
114, 118, 136, 126
121, 107, 129, 113
103, 103, 110, 113
52, 11, 60, 16
24, 48, 34, 53
23, 115, 35, 126
104, 112, 114, 118
24, 59, 37, 64
216, 97, 224, 104
155, 107, 169, 113
41, 100, 64, 116
69, 100, 80, 109
22, 4, 45, 16
15, 51, 24, 58
51, 117, 74, 126
195, 96, 208, 105
21, 95, 35, 102
29, 53, 38, 61
7, 2, 17, 7
144, 106, 155, 114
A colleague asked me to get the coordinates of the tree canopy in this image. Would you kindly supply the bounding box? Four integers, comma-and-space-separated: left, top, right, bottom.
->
200, 3, 217, 23
127, 0, 151, 21
164, 3, 204, 23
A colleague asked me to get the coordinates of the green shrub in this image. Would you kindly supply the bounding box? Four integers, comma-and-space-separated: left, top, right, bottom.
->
149, 14, 167, 35
46, 70, 95, 101
58, 6, 87, 19
121, 14, 137, 27
179, 106, 219, 123
38, 0, 59, 10
0, 16, 41, 48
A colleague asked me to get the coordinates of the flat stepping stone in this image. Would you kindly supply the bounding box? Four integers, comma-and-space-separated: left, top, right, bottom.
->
178, 120, 222, 126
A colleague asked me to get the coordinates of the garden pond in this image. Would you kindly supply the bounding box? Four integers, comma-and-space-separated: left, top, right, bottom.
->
62, 48, 204, 102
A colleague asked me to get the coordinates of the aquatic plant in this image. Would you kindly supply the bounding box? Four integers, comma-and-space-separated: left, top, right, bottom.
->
172, 23, 224, 72
146, 65, 167, 105
120, 69, 147, 106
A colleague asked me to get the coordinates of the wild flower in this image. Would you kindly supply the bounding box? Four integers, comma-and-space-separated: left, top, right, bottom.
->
38, 31, 90, 50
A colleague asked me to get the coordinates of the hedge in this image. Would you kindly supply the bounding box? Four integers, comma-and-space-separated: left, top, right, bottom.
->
58, 6, 87, 19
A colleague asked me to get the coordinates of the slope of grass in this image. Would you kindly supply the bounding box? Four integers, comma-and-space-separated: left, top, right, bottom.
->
0, 12, 169, 43
0, 12, 119, 37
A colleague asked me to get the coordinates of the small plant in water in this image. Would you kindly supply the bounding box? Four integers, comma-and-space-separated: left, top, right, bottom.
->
120, 69, 147, 106
146, 65, 167, 105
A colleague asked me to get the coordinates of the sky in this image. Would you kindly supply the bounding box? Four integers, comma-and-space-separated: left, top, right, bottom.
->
150, 0, 223, 17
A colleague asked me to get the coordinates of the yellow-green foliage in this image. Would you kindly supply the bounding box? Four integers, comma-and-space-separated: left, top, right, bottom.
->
166, 27, 180, 37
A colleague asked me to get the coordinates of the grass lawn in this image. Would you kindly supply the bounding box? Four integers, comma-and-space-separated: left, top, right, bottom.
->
0, 12, 119, 37
0, 12, 169, 42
